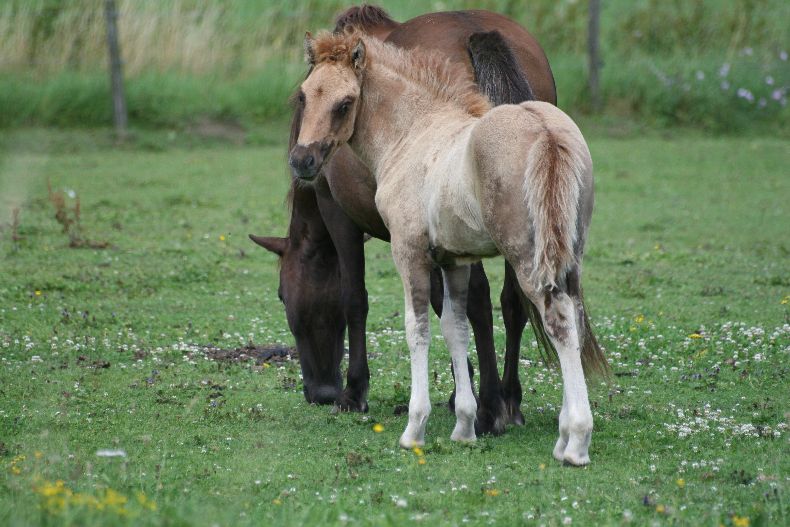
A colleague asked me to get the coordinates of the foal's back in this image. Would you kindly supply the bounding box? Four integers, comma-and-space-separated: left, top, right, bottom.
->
471, 101, 594, 271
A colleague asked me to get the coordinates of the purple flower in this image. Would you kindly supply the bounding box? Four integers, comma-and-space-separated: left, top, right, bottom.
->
719, 63, 730, 77
737, 88, 754, 102
765, 75, 774, 85
772, 89, 783, 101
780, 50, 788, 61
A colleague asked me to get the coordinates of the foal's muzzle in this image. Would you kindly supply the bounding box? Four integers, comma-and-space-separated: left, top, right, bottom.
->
289, 142, 331, 181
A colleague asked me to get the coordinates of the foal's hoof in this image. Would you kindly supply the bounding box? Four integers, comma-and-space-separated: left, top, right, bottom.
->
553, 433, 591, 466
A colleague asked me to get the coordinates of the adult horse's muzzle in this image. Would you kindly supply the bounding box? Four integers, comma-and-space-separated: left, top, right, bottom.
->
289, 142, 332, 181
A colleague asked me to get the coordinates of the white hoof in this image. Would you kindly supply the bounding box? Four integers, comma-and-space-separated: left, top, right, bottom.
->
399, 424, 426, 449
450, 423, 476, 443
561, 428, 592, 466
552, 434, 568, 462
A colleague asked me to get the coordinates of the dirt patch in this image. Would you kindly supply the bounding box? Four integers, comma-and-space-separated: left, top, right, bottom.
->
202, 343, 296, 365
186, 117, 246, 144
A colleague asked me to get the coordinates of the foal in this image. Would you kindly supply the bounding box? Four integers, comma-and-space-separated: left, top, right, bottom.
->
291, 32, 607, 465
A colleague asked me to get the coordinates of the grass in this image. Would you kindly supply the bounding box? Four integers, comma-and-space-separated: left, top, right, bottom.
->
0, 124, 788, 526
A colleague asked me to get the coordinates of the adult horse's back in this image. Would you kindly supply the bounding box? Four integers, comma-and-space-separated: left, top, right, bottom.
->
251, 6, 556, 434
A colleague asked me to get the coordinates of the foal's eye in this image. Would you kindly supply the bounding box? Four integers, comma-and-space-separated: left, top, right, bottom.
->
297, 92, 306, 105
337, 102, 350, 116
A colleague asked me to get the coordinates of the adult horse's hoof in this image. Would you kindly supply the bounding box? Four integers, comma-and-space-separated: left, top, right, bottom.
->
333, 389, 369, 413
507, 403, 525, 426
474, 392, 508, 436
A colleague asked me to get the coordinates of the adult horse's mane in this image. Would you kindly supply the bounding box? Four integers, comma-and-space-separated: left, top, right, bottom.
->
333, 4, 397, 33
311, 31, 492, 118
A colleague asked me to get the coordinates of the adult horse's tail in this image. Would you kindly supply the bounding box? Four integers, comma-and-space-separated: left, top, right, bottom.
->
467, 30, 535, 105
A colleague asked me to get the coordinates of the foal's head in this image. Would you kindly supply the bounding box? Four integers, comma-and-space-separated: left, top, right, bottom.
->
290, 33, 367, 181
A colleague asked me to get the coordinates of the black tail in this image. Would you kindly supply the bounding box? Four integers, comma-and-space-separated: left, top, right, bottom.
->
467, 30, 535, 105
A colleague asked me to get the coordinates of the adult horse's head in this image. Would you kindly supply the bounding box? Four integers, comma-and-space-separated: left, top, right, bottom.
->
289, 33, 367, 182
249, 227, 346, 405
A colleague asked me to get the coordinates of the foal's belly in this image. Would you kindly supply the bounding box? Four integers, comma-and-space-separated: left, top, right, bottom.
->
425, 135, 499, 265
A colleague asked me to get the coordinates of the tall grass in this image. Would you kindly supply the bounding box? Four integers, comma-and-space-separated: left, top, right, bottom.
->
0, 0, 788, 132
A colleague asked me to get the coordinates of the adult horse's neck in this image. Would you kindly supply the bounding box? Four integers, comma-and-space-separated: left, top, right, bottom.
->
349, 42, 489, 178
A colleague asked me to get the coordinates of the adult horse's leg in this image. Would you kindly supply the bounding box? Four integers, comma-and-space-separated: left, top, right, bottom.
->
500, 262, 527, 426
315, 180, 370, 411
467, 262, 508, 435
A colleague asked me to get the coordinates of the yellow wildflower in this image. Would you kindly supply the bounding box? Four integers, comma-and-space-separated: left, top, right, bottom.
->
655, 504, 665, 514
412, 447, 424, 456
417, 457, 426, 465
35, 290, 42, 296
372, 423, 384, 433
272, 498, 282, 505
484, 489, 500, 497
689, 333, 703, 339
781, 295, 789, 305
676, 478, 685, 488
732, 516, 750, 527
219, 234, 226, 241
136, 491, 157, 511
539, 463, 546, 470
34, 451, 43, 459
634, 314, 645, 323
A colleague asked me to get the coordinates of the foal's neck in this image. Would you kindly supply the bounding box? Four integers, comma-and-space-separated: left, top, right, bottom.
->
350, 64, 470, 178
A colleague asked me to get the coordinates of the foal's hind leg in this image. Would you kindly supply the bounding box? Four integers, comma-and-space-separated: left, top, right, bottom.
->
512, 270, 593, 465
441, 265, 477, 443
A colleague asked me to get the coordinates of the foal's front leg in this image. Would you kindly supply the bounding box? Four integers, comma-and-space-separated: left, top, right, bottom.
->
392, 246, 433, 449
441, 265, 477, 443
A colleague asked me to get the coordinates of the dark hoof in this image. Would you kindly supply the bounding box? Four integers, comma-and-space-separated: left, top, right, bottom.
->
474, 392, 508, 436
507, 404, 525, 426
333, 390, 369, 413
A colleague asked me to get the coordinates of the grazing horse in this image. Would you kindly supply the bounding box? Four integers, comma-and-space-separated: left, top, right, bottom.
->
290, 31, 608, 465
251, 6, 558, 435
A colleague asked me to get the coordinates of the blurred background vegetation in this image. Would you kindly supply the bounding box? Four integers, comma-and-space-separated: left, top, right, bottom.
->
1, 0, 788, 133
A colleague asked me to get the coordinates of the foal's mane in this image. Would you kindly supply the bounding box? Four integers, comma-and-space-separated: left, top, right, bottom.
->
312, 32, 491, 117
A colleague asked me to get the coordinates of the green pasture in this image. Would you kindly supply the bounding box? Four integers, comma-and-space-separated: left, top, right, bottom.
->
0, 125, 788, 526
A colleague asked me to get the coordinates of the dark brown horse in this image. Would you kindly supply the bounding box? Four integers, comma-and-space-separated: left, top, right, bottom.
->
251, 5, 557, 435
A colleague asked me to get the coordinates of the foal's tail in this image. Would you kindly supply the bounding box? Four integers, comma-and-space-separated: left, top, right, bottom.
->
522, 121, 586, 291
521, 108, 609, 377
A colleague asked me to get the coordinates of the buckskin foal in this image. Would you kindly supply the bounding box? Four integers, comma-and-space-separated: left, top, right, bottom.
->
290, 32, 607, 465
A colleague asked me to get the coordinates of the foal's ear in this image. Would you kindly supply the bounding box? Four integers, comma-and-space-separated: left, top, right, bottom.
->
249, 234, 287, 257
351, 39, 366, 71
304, 32, 316, 65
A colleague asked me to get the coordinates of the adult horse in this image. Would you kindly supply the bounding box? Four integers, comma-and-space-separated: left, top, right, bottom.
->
291, 30, 608, 464
251, 6, 557, 435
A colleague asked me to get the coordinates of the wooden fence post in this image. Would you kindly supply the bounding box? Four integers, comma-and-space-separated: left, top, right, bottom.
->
588, 0, 602, 112
104, 0, 128, 140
